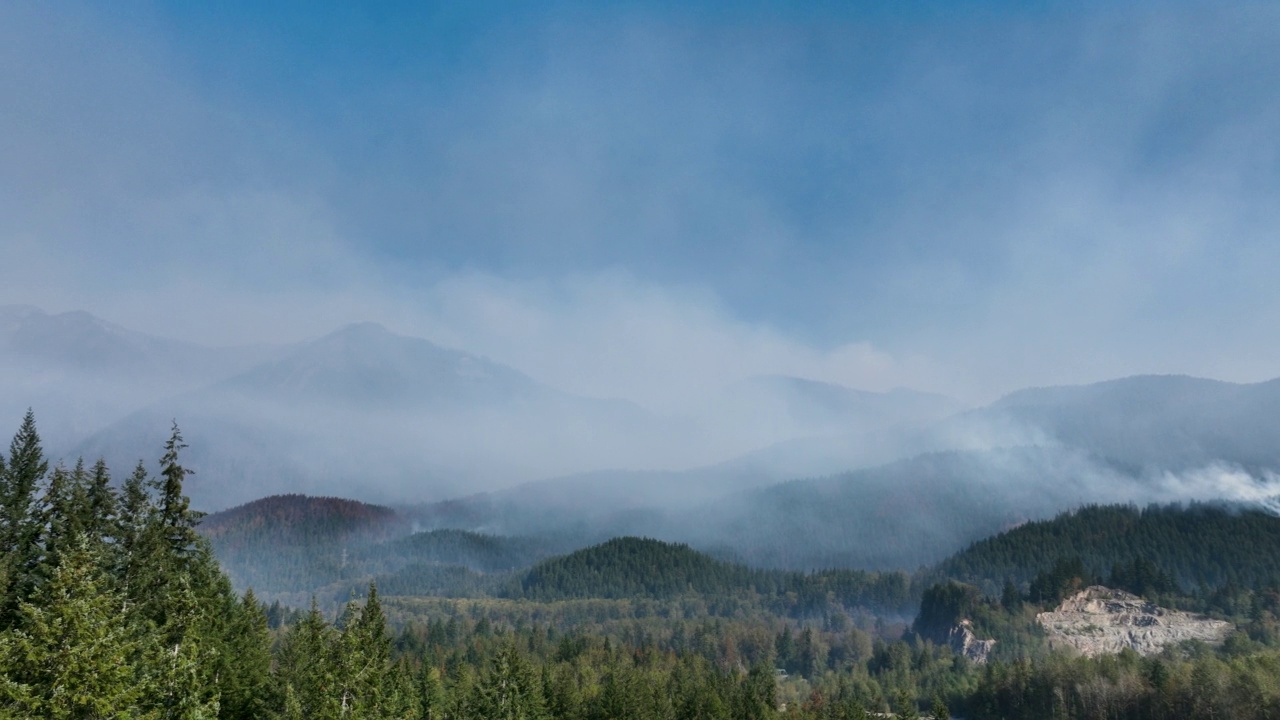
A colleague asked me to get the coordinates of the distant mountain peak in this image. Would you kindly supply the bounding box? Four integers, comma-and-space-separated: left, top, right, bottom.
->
329, 320, 394, 338
218, 319, 542, 409
992, 374, 1240, 409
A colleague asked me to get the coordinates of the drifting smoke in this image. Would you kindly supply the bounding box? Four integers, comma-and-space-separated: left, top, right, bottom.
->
1150, 464, 1280, 515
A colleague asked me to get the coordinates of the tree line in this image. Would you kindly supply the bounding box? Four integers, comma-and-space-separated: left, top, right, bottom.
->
9, 408, 1280, 719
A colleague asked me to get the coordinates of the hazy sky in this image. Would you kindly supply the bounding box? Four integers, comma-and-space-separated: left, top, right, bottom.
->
3, 1, 1279, 407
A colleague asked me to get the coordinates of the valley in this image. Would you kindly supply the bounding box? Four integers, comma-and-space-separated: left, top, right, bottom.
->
7, 4, 1277, 716
8, 309, 1280, 718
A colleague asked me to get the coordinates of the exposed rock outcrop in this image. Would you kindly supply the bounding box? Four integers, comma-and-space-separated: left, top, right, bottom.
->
947, 619, 996, 663
1037, 586, 1231, 657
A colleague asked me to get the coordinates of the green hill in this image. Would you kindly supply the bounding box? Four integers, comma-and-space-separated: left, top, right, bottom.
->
200, 494, 406, 593
200, 493, 404, 547
514, 537, 916, 616
518, 537, 749, 600
933, 502, 1280, 596
201, 494, 572, 601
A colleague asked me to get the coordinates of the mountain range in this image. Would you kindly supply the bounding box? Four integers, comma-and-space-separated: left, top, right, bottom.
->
3, 305, 954, 509
7, 304, 1280, 571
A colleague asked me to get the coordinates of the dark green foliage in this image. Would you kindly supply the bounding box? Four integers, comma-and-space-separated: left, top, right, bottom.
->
1107, 556, 1176, 597
420, 665, 447, 720
0, 538, 151, 718
515, 536, 915, 617
219, 589, 276, 720
85, 458, 118, 541
934, 503, 1280, 597
0, 413, 282, 719
520, 537, 742, 600
912, 582, 981, 644
0, 410, 48, 629
10, 409, 1280, 720
276, 601, 340, 718
274, 587, 418, 718
1028, 557, 1091, 605
154, 422, 204, 560
737, 662, 778, 720
469, 643, 547, 720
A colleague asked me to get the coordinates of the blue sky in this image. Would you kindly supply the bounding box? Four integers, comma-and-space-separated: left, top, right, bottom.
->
2, 1, 1278, 406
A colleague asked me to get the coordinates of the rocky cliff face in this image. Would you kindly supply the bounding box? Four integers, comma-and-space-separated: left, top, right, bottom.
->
1037, 586, 1232, 657
947, 619, 996, 663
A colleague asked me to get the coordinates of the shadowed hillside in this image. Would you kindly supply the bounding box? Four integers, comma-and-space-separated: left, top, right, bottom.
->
931, 502, 1280, 596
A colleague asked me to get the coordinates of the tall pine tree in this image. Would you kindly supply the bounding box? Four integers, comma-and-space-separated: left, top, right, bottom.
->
0, 411, 48, 630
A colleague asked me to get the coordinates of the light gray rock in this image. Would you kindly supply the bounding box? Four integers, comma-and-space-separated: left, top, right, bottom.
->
947, 619, 997, 664
1037, 586, 1231, 657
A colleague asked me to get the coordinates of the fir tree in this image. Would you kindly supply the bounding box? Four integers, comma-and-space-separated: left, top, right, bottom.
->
420, 665, 448, 720
0, 410, 48, 629
117, 461, 152, 585
85, 458, 118, 545
217, 589, 275, 720
143, 569, 222, 719
34, 464, 74, 591
0, 537, 154, 719
276, 601, 340, 719
469, 642, 547, 720
737, 662, 778, 720
333, 583, 417, 718
154, 423, 203, 561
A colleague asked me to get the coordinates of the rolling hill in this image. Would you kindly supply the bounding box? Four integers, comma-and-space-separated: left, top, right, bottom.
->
931, 502, 1280, 596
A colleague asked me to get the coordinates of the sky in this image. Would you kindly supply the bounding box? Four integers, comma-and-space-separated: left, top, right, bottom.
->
3, 1, 1279, 408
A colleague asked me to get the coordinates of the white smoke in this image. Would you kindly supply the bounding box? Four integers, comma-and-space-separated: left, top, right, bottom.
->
1149, 463, 1280, 515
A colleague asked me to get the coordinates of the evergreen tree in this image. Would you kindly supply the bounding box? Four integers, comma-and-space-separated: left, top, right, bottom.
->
130, 426, 231, 719
333, 584, 416, 717
892, 688, 919, 720
737, 662, 778, 720
0, 447, 6, 617
420, 665, 448, 720
34, 464, 74, 591
0, 537, 154, 719
66, 458, 92, 539
276, 601, 340, 719
117, 461, 153, 592
469, 642, 547, 720
85, 458, 118, 545
34, 459, 101, 594
133, 425, 218, 642
143, 572, 222, 720
154, 423, 203, 561
0, 411, 48, 629
218, 589, 275, 720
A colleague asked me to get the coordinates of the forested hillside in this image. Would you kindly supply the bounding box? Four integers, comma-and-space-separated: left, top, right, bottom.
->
933, 503, 1280, 596
9, 411, 1280, 719
513, 537, 916, 617
520, 537, 748, 600
687, 446, 1118, 570
202, 494, 404, 545
200, 496, 570, 606
200, 494, 407, 595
